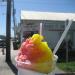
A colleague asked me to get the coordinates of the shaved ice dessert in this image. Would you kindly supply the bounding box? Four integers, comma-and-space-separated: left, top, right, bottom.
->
15, 34, 57, 74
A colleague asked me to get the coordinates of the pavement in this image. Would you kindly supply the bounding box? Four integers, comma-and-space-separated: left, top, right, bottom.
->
0, 41, 65, 75
0, 50, 15, 75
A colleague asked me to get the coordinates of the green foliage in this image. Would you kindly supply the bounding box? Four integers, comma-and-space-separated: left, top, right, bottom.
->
57, 62, 75, 72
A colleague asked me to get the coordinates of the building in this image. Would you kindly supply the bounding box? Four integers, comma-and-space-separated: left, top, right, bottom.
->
18, 10, 75, 50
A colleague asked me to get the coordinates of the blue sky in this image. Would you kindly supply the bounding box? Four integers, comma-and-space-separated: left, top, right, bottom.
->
0, 0, 75, 37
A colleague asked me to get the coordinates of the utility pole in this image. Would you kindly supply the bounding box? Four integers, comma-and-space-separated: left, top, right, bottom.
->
6, 0, 11, 62
12, 0, 16, 39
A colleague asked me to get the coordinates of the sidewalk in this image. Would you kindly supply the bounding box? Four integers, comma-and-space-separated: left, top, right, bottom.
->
0, 48, 18, 75
0, 41, 18, 75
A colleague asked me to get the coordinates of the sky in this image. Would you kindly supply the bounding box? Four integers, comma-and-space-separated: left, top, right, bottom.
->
0, 0, 75, 37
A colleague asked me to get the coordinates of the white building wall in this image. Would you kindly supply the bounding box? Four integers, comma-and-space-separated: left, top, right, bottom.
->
43, 30, 60, 49
20, 20, 75, 50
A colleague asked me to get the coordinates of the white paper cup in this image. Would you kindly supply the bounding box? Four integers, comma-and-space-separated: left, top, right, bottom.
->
16, 55, 58, 75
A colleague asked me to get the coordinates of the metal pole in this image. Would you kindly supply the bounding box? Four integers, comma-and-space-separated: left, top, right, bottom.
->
65, 20, 69, 63
6, 0, 11, 62
53, 19, 73, 54
12, 0, 16, 39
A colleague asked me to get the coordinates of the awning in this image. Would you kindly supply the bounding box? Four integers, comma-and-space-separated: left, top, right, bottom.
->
21, 10, 75, 21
